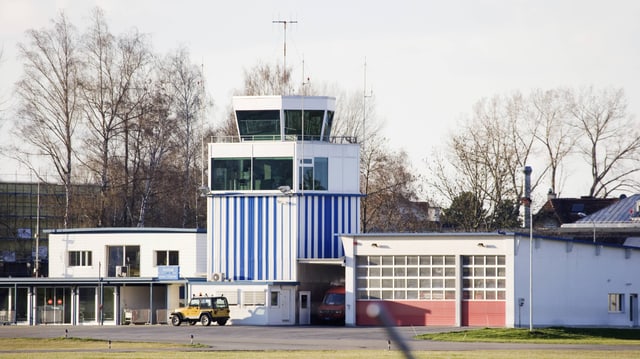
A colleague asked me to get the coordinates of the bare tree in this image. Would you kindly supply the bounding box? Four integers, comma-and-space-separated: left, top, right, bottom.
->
429, 92, 542, 231
530, 88, 576, 196
360, 143, 419, 232
14, 12, 81, 228
134, 83, 177, 227
242, 61, 293, 96
565, 86, 640, 197
79, 7, 151, 226
162, 47, 206, 227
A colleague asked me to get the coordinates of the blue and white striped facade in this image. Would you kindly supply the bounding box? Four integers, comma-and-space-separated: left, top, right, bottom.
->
205, 96, 361, 282
209, 193, 360, 281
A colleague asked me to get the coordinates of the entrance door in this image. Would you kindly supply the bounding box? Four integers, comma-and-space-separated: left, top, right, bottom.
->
299, 291, 310, 325
631, 294, 639, 327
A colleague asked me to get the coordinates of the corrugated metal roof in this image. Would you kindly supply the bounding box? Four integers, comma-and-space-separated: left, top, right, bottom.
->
578, 194, 640, 223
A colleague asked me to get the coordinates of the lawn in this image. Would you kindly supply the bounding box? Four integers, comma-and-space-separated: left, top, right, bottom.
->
1, 328, 640, 358
416, 326, 640, 345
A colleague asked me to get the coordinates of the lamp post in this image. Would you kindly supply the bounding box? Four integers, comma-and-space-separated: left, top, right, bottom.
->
528, 200, 533, 332
521, 195, 533, 331
521, 165, 533, 331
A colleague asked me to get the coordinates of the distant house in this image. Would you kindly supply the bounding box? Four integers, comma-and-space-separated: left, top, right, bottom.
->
559, 193, 640, 245
536, 191, 620, 229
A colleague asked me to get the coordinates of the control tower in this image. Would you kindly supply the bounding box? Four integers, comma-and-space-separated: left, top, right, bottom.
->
205, 96, 361, 282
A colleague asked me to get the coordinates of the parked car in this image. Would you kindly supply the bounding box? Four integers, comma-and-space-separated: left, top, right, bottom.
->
318, 286, 345, 324
170, 295, 230, 326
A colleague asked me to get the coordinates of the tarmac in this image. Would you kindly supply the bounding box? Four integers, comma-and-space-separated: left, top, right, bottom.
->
1, 324, 640, 353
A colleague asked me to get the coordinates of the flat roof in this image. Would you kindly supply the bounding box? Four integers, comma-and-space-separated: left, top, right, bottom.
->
45, 227, 205, 234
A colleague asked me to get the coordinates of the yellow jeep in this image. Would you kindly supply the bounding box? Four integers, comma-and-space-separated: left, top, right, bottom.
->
170, 295, 230, 326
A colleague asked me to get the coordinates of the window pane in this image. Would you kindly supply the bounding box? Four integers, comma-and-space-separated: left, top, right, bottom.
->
69, 252, 78, 266
300, 166, 314, 190
156, 251, 166, 266
314, 157, 328, 190
169, 251, 179, 265
212, 158, 250, 191
394, 278, 406, 288
237, 110, 281, 140
357, 278, 367, 288
445, 267, 455, 276
252, 158, 293, 191
445, 256, 455, 265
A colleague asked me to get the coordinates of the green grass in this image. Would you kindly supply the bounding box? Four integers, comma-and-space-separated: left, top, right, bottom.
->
0, 337, 190, 350
1, 329, 640, 358
416, 326, 640, 344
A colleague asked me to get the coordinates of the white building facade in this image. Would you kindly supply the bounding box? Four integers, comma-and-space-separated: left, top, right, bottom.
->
340, 233, 640, 327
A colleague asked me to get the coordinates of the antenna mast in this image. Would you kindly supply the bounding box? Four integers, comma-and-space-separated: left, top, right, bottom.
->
273, 19, 298, 94
363, 58, 373, 150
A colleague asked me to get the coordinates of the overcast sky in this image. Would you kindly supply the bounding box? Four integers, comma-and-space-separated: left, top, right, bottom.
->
2, 0, 640, 198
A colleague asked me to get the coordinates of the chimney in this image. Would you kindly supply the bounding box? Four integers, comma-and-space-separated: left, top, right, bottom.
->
522, 166, 532, 228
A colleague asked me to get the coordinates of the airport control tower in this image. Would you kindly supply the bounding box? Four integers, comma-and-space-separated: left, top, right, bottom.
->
205, 96, 361, 282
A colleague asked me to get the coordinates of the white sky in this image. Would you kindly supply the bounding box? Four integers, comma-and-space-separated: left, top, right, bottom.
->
1, 0, 640, 199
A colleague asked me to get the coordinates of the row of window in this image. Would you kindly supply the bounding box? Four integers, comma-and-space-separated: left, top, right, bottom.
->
235, 109, 334, 141
211, 156, 328, 192
68, 251, 180, 267
356, 255, 507, 301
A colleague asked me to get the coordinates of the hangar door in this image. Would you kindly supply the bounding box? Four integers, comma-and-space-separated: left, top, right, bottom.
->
461, 255, 506, 326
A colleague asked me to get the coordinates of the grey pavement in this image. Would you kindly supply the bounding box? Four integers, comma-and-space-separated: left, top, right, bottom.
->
1, 324, 639, 352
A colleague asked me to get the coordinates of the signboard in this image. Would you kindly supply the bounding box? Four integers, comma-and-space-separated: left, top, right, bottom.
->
157, 266, 180, 280
17, 228, 31, 239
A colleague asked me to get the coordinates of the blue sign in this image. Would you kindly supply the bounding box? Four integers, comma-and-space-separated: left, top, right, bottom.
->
157, 266, 180, 280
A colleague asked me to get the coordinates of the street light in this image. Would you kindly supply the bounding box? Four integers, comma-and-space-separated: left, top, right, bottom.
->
521, 195, 533, 331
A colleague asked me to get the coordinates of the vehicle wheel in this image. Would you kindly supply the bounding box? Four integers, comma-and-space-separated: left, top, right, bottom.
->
217, 318, 227, 326
189, 320, 196, 326
200, 314, 212, 326
171, 315, 181, 326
